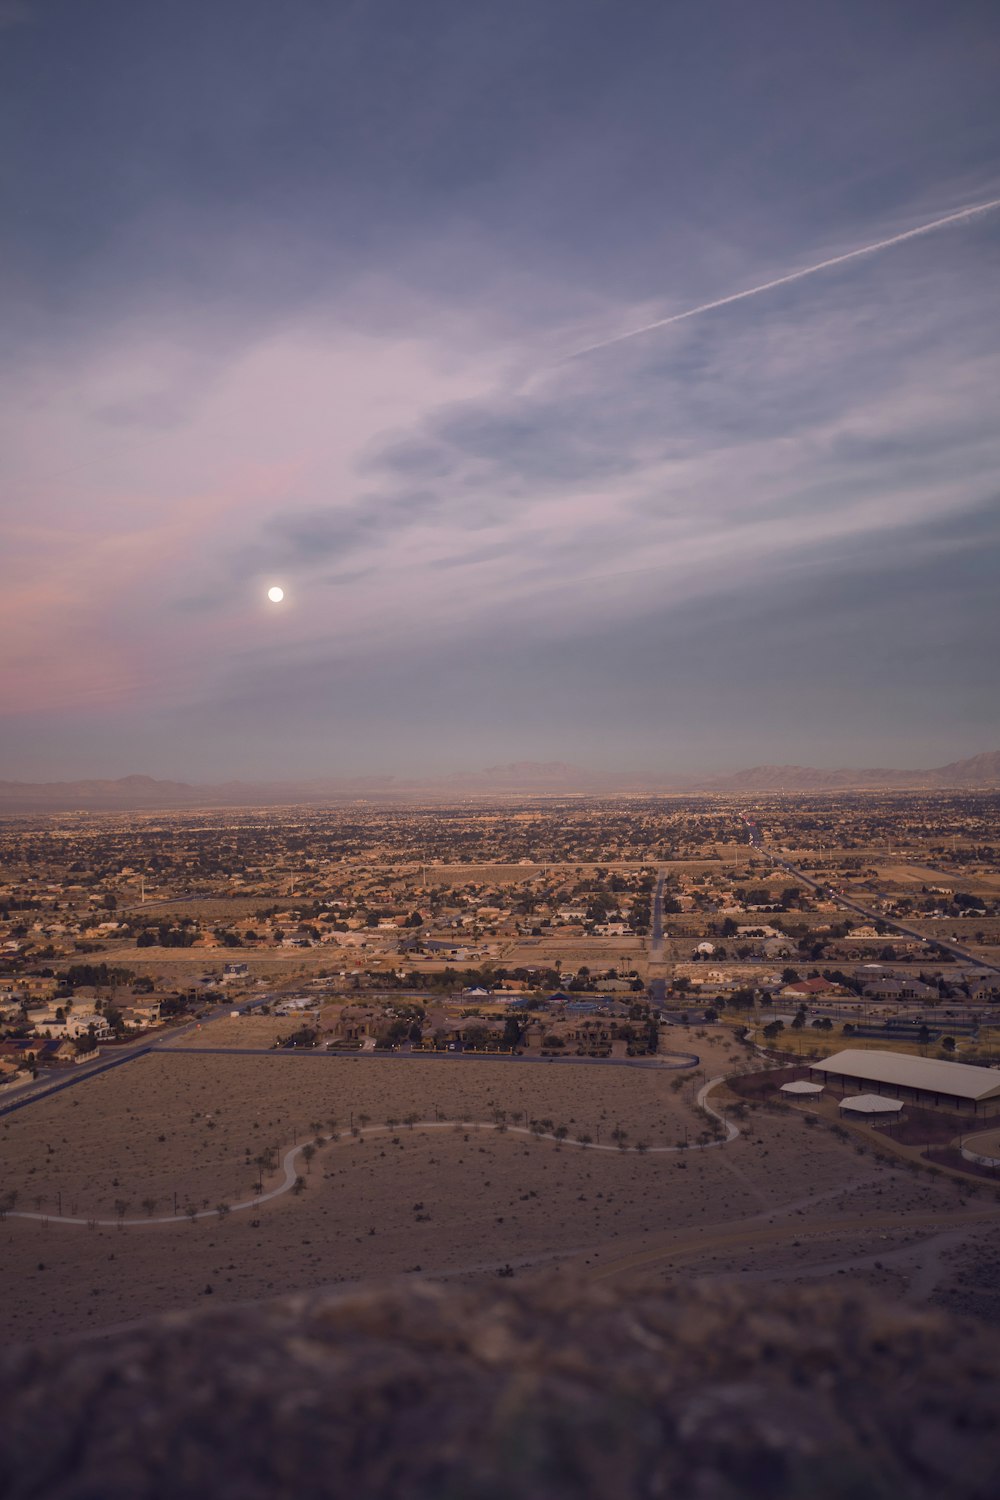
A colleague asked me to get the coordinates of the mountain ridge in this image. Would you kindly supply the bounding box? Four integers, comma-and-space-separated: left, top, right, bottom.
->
0, 751, 998, 810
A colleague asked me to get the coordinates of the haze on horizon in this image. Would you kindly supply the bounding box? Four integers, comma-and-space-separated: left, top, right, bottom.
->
2, 0, 999, 784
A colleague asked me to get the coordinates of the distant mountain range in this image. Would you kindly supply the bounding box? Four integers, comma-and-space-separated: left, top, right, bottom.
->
0, 751, 998, 811
695, 750, 1000, 793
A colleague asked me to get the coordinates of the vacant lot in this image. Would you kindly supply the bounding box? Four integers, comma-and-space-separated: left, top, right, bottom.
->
0, 1042, 734, 1219
2, 1026, 983, 1345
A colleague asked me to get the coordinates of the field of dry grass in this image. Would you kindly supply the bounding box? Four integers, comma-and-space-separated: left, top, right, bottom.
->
872, 862, 1000, 894
125, 898, 274, 921
4, 1022, 993, 1346
88, 944, 348, 985
500, 935, 648, 969
0, 1040, 738, 1220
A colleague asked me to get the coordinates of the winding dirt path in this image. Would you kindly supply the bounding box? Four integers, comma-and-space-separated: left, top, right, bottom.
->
4, 1078, 737, 1229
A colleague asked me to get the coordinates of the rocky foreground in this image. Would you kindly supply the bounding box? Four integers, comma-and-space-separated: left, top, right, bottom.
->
2, 1277, 998, 1499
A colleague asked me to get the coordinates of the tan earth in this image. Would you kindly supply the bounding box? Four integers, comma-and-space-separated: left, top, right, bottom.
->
3, 1023, 997, 1345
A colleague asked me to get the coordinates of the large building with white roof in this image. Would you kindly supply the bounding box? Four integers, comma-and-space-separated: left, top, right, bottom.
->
811, 1049, 1000, 1116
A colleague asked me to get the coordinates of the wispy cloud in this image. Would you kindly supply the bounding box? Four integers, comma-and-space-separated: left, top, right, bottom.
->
2, 1, 999, 774
561, 195, 1000, 360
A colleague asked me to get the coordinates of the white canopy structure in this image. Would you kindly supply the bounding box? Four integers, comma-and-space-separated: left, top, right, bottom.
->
839, 1094, 904, 1115
779, 1080, 825, 1096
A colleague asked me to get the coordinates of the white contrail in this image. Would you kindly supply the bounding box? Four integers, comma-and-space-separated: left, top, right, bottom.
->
565, 196, 1000, 360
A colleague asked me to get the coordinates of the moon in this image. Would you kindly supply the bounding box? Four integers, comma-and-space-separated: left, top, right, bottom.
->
267, 585, 284, 604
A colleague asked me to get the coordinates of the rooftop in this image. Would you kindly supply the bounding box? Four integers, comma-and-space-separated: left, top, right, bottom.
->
813, 1049, 1000, 1102
839, 1093, 904, 1114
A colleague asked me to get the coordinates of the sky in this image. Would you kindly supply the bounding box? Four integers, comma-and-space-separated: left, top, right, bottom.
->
2, 0, 999, 782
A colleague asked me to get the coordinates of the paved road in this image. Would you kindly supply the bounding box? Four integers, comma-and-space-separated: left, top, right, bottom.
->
742, 816, 1000, 977
147, 1043, 701, 1072
648, 867, 668, 1007
0, 992, 276, 1118
0, 1013, 701, 1119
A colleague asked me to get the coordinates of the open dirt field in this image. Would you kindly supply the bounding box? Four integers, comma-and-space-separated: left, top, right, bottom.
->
962, 1125, 1000, 1156
500, 935, 648, 969
4, 1023, 996, 1346
1, 1041, 736, 1220
872, 863, 1000, 895
163, 1012, 313, 1050
120, 898, 275, 921
87, 944, 343, 979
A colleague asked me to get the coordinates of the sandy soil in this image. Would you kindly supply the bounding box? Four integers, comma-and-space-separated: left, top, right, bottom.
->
500, 936, 648, 969
961, 1125, 1000, 1156
163, 1013, 310, 1050
90, 945, 346, 981
873, 862, 1000, 894
0, 1038, 734, 1219
4, 1025, 996, 1346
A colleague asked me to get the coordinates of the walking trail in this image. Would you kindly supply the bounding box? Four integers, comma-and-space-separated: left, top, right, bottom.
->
5, 1078, 736, 1228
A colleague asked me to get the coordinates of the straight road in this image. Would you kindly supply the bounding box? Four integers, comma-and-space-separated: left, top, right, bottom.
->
647, 867, 668, 1007
146, 1043, 700, 1071
0, 992, 276, 1118
742, 816, 1000, 977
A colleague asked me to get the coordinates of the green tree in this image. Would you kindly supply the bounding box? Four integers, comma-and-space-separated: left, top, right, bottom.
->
502, 1016, 523, 1049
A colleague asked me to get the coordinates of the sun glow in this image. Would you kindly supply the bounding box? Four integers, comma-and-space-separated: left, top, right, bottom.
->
267, 586, 284, 604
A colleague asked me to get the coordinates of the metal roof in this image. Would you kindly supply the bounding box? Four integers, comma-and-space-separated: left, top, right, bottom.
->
839, 1094, 904, 1114
813, 1049, 1000, 1102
